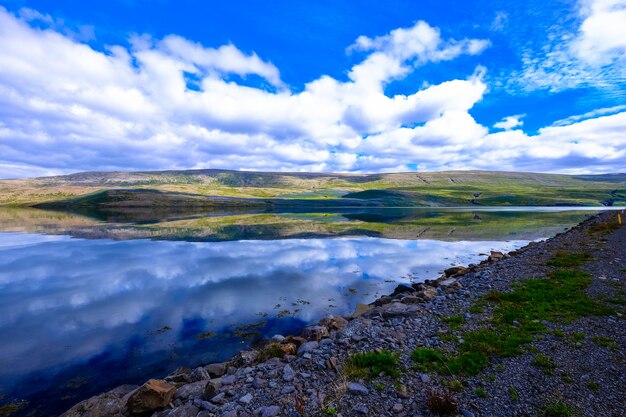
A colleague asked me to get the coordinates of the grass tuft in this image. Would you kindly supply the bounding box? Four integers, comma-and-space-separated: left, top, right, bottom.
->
425, 388, 458, 416
532, 354, 556, 374
547, 252, 592, 267
538, 400, 577, 417
508, 386, 519, 401
345, 350, 400, 378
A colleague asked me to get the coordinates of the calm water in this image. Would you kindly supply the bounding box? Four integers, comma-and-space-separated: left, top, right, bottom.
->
0, 207, 606, 416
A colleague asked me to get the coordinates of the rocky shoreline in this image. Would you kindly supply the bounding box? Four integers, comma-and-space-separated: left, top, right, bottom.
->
61, 211, 625, 417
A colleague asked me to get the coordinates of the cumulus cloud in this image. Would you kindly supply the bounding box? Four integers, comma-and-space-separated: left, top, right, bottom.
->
0, 6, 624, 177
493, 114, 525, 130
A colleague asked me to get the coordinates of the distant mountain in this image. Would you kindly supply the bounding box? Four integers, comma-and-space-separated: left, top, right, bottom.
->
1, 169, 625, 208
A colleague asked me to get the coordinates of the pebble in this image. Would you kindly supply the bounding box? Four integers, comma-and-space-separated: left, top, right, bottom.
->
347, 382, 369, 395
282, 364, 296, 382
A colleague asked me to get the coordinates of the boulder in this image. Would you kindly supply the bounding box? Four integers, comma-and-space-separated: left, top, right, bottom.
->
438, 278, 462, 293
125, 379, 176, 416
284, 335, 307, 347
231, 350, 258, 367
189, 366, 210, 382
204, 362, 228, 378
379, 302, 420, 318
297, 341, 319, 356
318, 315, 349, 330
301, 325, 329, 341
201, 379, 222, 401
60, 385, 138, 417
351, 303, 373, 318
391, 284, 414, 297
174, 380, 207, 400
347, 382, 369, 395
279, 342, 297, 356
488, 251, 505, 262
417, 287, 437, 300
444, 266, 468, 277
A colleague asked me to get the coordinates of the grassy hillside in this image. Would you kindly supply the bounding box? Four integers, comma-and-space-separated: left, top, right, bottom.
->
1, 169, 625, 207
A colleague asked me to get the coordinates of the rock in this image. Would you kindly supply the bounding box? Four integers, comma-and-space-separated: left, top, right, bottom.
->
319, 315, 349, 330
189, 366, 210, 382
193, 398, 218, 411
418, 287, 438, 300
297, 341, 319, 356
60, 385, 138, 417
326, 357, 339, 370
420, 373, 431, 383
221, 375, 236, 385
284, 336, 307, 347
488, 251, 505, 262
301, 325, 329, 341
353, 406, 369, 415
352, 303, 373, 318
257, 405, 280, 417
232, 350, 258, 367
392, 403, 404, 413
209, 392, 228, 405
379, 302, 420, 318
271, 334, 285, 342
280, 342, 297, 356
444, 266, 468, 277
438, 278, 462, 293
154, 404, 199, 417
174, 380, 207, 400
400, 295, 423, 304
126, 379, 176, 416
461, 410, 476, 417
283, 364, 296, 381
202, 379, 222, 400
239, 393, 253, 404
347, 382, 369, 395
204, 362, 228, 378
391, 284, 414, 296
281, 385, 296, 395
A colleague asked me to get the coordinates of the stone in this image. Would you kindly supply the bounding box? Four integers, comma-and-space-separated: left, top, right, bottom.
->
488, 251, 505, 262
232, 350, 258, 366
420, 373, 431, 383
174, 380, 207, 400
284, 336, 307, 347
319, 315, 349, 330
221, 375, 236, 385
391, 284, 414, 296
352, 303, 373, 318
190, 366, 210, 382
301, 325, 329, 341
202, 379, 222, 400
283, 364, 296, 381
353, 406, 369, 415
347, 382, 369, 395
204, 362, 228, 378
297, 341, 319, 355
400, 295, 423, 304
271, 334, 285, 342
444, 266, 468, 277
419, 287, 438, 300
461, 410, 476, 417
280, 342, 297, 356
392, 403, 404, 413
193, 398, 218, 411
126, 379, 176, 416
281, 385, 296, 395
210, 392, 228, 405
154, 405, 199, 417
239, 393, 253, 404
257, 405, 280, 417
60, 385, 138, 417
439, 278, 462, 293
379, 302, 420, 318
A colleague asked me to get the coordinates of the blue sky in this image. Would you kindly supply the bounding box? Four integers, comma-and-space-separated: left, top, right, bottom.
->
0, 0, 624, 177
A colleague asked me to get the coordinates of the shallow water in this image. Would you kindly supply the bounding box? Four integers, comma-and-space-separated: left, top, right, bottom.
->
0, 207, 607, 415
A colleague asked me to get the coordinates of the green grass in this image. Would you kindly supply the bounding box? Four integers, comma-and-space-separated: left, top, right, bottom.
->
538, 400, 577, 417
508, 386, 519, 401
411, 268, 614, 376
474, 387, 488, 398
591, 335, 618, 350
447, 379, 464, 392
546, 252, 592, 267
586, 380, 600, 392
345, 350, 400, 378
441, 315, 465, 330
532, 354, 556, 374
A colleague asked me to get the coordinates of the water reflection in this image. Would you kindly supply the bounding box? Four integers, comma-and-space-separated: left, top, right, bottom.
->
0, 207, 600, 416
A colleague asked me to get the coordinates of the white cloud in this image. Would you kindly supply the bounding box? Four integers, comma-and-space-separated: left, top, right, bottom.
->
493, 114, 524, 130
511, 0, 626, 92
0, 6, 624, 177
573, 0, 626, 64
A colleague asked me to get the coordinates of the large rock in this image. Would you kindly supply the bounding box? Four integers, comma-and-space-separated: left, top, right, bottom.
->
204, 362, 228, 378
391, 284, 414, 297
318, 315, 349, 330
297, 341, 319, 356
301, 325, 329, 341
444, 266, 468, 277
231, 350, 258, 366
488, 251, 505, 262
126, 379, 176, 416
61, 385, 138, 417
379, 302, 420, 318
351, 303, 373, 318
417, 287, 437, 300
202, 379, 222, 400
174, 380, 207, 400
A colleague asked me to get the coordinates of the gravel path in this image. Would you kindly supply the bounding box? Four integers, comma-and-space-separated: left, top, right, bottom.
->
60, 210, 626, 417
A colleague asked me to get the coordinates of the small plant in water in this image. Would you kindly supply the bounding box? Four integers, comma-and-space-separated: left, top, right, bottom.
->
425, 388, 458, 416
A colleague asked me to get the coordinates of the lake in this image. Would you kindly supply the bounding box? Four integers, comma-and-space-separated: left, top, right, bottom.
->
0, 207, 610, 416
